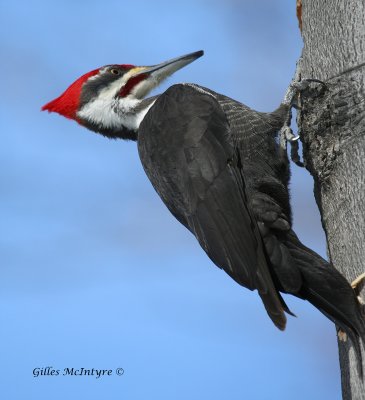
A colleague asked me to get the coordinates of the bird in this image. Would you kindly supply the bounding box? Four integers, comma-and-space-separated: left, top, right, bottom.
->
42, 50, 365, 373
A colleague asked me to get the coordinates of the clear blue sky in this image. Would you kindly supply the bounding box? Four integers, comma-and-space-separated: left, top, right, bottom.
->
1, 1, 340, 399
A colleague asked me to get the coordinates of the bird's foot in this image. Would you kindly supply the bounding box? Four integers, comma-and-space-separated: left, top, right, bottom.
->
282, 78, 327, 108
351, 272, 365, 309
281, 125, 299, 143
279, 114, 304, 167
280, 77, 327, 166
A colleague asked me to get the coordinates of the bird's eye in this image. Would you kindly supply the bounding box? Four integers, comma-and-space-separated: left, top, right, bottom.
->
110, 68, 120, 75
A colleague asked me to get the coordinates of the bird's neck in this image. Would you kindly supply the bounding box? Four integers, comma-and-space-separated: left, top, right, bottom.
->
77, 96, 157, 141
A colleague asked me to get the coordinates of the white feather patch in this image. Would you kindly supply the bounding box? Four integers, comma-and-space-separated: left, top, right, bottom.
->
77, 68, 156, 131
77, 96, 155, 131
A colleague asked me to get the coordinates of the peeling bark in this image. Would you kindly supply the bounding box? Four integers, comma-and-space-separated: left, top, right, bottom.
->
297, 1, 365, 398
296, 0, 302, 32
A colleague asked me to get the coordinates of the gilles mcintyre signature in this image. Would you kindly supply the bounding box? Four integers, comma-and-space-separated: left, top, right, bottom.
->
33, 366, 124, 379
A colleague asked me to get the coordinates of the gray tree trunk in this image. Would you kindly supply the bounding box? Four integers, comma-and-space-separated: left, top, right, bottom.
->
296, 0, 365, 398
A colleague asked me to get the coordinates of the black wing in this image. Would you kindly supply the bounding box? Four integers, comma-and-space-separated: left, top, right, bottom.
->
215, 92, 303, 294
137, 84, 290, 330
215, 90, 365, 371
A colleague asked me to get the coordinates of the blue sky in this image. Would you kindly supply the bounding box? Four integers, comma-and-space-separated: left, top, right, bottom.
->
1, 1, 340, 399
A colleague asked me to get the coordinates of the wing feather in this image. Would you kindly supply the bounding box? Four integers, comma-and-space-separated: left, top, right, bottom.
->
138, 84, 289, 329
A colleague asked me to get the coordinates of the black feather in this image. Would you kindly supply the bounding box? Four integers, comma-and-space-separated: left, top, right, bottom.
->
137, 83, 365, 373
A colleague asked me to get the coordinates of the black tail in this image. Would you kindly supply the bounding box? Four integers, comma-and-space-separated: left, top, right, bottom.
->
283, 230, 365, 377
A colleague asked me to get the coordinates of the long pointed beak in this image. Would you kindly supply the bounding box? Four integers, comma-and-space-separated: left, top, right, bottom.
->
119, 50, 204, 99
141, 50, 204, 78
126, 50, 203, 99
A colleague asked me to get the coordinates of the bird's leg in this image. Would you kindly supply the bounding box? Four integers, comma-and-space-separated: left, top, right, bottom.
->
280, 74, 327, 167
279, 89, 303, 167
282, 77, 327, 108
279, 69, 305, 161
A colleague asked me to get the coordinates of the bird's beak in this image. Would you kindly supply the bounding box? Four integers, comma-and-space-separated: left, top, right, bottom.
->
127, 50, 204, 99
139, 50, 204, 77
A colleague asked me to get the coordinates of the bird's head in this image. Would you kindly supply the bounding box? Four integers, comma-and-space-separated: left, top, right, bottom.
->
42, 50, 204, 140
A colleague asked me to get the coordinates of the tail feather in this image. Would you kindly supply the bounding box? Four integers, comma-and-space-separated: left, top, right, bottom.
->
305, 287, 364, 377
283, 231, 365, 377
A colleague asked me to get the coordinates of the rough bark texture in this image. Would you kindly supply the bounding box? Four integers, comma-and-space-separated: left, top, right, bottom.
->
297, 1, 365, 398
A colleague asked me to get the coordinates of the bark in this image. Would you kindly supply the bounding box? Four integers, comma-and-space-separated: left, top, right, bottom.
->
297, 1, 365, 398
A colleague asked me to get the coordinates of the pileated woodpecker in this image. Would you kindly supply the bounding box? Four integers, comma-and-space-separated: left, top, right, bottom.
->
43, 51, 365, 372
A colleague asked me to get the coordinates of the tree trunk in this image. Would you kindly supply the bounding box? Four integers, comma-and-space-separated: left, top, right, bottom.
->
297, 0, 365, 398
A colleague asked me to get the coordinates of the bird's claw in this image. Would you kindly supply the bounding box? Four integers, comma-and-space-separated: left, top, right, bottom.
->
290, 80, 310, 92
283, 78, 327, 109
288, 132, 300, 142
280, 76, 327, 166
279, 116, 304, 167
279, 125, 299, 143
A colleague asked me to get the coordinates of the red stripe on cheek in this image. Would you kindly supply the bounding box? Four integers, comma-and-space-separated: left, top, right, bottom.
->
119, 74, 147, 97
